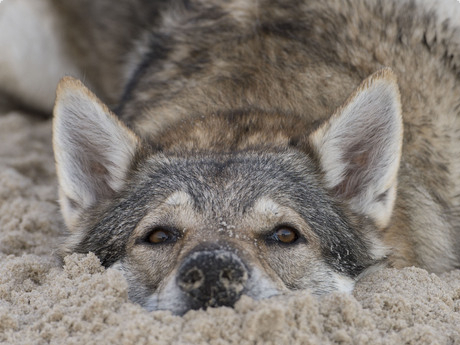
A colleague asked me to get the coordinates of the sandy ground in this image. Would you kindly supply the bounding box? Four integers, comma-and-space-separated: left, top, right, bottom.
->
0, 110, 460, 345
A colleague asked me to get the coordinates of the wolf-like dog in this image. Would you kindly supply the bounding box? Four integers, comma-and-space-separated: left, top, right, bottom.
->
1, 0, 460, 315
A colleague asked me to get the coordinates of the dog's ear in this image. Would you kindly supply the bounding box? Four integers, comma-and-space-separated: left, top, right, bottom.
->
309, 68, 403, 228
53, 77, 140, 231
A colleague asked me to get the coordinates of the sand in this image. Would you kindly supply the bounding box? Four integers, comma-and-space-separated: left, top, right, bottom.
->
1, 110, 460, 345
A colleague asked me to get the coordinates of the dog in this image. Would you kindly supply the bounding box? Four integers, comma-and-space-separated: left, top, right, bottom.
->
1, 0, 460, 315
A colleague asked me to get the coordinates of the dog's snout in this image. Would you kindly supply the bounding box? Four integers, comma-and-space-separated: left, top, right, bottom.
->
176, 250, 248, 310
180, 267, 205, 290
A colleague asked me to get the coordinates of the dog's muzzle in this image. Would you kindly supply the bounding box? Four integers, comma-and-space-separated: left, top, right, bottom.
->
176, 249, 249, 310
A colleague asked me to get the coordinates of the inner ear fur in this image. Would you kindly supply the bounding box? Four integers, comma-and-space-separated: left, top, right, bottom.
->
309, 68, 403, 228
53, 76, 141, 231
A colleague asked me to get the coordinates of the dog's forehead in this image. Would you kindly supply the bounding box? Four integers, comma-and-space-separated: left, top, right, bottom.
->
140, 150, 318, 213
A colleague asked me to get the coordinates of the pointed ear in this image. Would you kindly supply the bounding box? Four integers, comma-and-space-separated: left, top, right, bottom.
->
53, 77, 141, 231
309, 68, 403, 228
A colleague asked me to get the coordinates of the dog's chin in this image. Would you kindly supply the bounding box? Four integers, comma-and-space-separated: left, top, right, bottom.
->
143, 294, 189, 316
142, 277, 193, 315
139, 276, 355, 315
141, 268, 283, 315
143, 292, 270, 316
114, 260, 357, 315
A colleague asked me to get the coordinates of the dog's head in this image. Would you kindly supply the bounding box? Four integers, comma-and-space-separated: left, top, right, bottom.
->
53, 69, 402, 314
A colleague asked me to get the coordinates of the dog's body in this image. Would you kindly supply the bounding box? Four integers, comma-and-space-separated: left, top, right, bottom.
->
2, 0, 460, 314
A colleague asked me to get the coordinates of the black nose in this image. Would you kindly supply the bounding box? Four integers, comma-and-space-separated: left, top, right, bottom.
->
176, 250, 248, 310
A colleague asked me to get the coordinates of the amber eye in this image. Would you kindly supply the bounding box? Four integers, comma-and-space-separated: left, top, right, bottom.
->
147, 228, 175, 244
273, 227, 299, 244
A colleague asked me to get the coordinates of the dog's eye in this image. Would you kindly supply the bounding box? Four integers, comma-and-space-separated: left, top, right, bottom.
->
272, 226, 299, 244
147, 228, 175, 244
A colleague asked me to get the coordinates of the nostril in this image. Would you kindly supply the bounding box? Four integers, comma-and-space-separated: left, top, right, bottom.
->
219, 268, 242, 284
179, 267, 204, 291
184, 268, 203, 284
220, 269, 232, 282
219, 266, 247, 289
